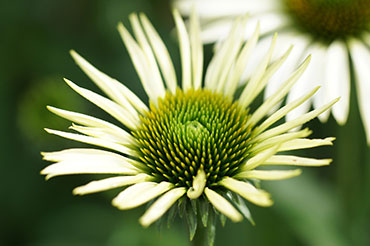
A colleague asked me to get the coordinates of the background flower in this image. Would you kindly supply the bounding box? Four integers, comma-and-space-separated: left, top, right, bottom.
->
175, 0, 370, 144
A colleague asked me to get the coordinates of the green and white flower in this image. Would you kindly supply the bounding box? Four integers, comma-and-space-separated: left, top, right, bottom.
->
41, 9, 336, 245
175, 0, 370, 144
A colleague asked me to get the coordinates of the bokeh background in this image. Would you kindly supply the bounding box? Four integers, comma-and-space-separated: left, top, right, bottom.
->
1, 0, 370, 245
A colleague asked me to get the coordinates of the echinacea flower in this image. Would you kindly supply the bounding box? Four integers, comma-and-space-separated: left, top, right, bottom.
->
41, 9, 337, 245
175, 0, 370, 144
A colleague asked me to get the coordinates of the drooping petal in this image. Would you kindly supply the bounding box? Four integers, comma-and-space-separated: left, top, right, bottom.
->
204, 188, 243, 222
236, 169, 302, 180
139, 187, 186, 227
73, 173, 153, 195
349, 39, 370, 144
112, 181, 173, 210
263, 155, 332, 166
325, 41, 350, 125
219, 177, 273, 207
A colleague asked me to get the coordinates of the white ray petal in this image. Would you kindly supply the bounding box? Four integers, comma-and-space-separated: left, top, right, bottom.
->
253, 87, 319, 134
129, 14, 166, 97
69, 124, 129, 145
349, 39, 370, 144
235, 169, 302, 180
214, 16, 248, 93
241, 145, 280, 170
204, 188, 243, 222
224, 22, 259, 97
264, 33, 308, 105
41, 148, 143, 169
47, 106, 135, 145
64, 79, 138, 130
278, 137, 335, 152
70, 50, 148, 115
263, 155, 331, 166
205, 16, 246, 91
41, 158, 139, 180
325, 41, 350, 124
44, 128, 136, 156
253, 98, 339, 142
220, 177, 273, 207
249, 55, 311, 130
140, 13, 177, 94
140, 187, 186, 227
239, 33, 277, 108
190, 8, 204, 90
173, 9, 192, 91
118, 22, 165, 102
112, 181, 173, 210
250, 128, 311, 153
73, 174, 153, 195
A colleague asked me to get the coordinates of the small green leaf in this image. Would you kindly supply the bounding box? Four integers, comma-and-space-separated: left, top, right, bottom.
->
199, 198, 209, 227
185, 203, 198, 241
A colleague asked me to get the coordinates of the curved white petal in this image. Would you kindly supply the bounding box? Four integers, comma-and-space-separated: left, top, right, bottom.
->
44, 128, 137, 156
73, 174, 153, 195
47, 106, 135, 145
325, 41, 350, 124
140, 187, 186, 227
70, 50, 148, 115
349, 39, 370, 144
263, 155, 332, 166
220, 177, 273, 207
112, 181, 173, 210
204, 188, 243, 222
42, 148, 144, 170
173, 9, 192, 91
41, 152, 140, 180
64, 79, 139, 130
140, 13, 177, 94
278, 137, 335, 151
118, 22, 165, 102
236, 169, 302, 180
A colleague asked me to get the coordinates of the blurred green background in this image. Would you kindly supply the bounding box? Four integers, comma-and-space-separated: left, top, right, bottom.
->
1, 0, 370, 245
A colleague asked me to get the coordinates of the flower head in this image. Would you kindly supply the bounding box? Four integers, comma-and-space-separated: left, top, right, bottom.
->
42, 9, 336, 245
175, 0, 370, 144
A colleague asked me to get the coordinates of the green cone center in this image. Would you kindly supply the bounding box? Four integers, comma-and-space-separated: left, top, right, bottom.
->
284, 0, 370, 42
132, 89, 252, 188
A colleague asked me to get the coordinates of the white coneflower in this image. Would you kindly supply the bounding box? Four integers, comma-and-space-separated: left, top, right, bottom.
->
175, 0, 370, 144
41, 9, 336, 245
